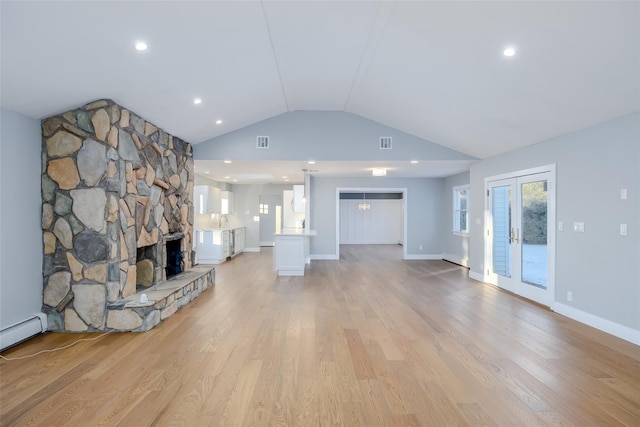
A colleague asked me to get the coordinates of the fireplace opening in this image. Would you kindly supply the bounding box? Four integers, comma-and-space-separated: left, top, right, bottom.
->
136, 244, 159, 289
166, 239, 183, 279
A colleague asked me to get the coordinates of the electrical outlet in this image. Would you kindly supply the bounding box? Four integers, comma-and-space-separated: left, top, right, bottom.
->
620, 224, 628, 236
419, 245, 423, 251
567, 291, 573, 302
558, 221, 564, 231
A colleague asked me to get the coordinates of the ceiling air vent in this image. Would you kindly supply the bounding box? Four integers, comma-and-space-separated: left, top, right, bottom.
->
379, 136, 392, 149
257, 136, 269, 149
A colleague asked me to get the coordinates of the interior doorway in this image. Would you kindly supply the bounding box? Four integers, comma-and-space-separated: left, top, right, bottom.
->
335, 188, 407, 260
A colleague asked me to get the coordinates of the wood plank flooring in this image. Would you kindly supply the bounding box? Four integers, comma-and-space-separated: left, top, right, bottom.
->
1, 245, 639, 426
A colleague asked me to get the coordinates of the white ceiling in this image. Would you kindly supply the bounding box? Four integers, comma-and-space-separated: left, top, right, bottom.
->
2, 1, 638, 181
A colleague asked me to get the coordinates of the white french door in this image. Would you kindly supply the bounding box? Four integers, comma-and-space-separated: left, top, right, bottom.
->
486, 167, 555, 307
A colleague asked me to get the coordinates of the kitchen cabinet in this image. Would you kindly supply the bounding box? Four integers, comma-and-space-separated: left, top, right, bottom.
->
194, 185, 221, 214
293, 185, 305, 213
196, 229, 230, 264
233, 227, 245, 254
221, 190, 234, 214
196, 227, 246, 264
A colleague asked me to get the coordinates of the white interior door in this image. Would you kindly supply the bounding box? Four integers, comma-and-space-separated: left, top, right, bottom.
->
487, 169, 555, 307
259, 194, 281, 247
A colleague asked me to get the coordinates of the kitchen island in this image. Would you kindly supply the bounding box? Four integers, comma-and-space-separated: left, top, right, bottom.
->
273, 228, 317, 276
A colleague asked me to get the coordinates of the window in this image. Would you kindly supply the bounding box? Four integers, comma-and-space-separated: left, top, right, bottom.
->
453, 185, 470, 234
259, 203, 269, 214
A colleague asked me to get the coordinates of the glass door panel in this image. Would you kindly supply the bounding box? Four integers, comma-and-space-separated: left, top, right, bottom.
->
491, 185, 512, 278
520, 180, 548, 289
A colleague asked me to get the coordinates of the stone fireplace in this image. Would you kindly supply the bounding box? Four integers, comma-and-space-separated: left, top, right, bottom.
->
41, 99, 214, 332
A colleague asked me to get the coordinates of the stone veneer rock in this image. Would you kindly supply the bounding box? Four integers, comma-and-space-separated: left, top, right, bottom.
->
41, 99, 205, 332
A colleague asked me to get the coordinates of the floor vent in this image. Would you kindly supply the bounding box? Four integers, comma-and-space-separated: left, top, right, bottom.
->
257, 136, 269, 149
379, 136, 392, 149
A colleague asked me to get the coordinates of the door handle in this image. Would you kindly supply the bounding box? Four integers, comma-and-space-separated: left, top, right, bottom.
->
511, 227, 520, 244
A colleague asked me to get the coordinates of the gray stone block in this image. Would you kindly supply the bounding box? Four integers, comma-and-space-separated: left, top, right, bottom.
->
74, 230, 109, 263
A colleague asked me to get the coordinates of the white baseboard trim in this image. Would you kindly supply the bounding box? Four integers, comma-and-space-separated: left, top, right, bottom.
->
553, 302, 640, 346
443, 254, 470, 268
469, 270, 488, 283
310, 254, 339, 260
404, 254, 443, 260
243, 247, 260, 253
466, 272, 639, 346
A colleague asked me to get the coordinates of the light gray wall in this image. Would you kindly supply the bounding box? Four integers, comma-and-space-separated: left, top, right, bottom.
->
310, 176, 445, 257
469, 113, 639, 331
194, 111, 476, 162
0, 108, 44, 329
232, 183, 295, 249
443, 171, 471, 267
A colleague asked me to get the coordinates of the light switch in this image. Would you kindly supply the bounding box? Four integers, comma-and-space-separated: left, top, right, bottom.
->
621, 188, 627, 200
620, 224, 627, 236
573, 222, 585, 232
558, 221, 564, 231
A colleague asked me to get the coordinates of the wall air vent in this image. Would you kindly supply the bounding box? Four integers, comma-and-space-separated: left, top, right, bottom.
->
257, 136, 269, 149
379, 136, 392, 149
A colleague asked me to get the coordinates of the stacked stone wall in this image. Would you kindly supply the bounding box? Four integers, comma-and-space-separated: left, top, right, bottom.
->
41, 99, 194, 332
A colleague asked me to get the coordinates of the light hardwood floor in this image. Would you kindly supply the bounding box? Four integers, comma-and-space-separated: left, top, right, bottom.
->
1, 245, 639, 426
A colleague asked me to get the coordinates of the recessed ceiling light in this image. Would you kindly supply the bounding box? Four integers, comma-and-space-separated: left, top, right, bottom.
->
135, 41, 148, 51
223, 160, 231, 164
215, 119, 223, 125
503, 47, 516, 57
204, 171, 210, 174
308, 160, 316, 164
410, 160, 418, 164
372, 168, 387, 177
224, 176, 230, 179
193, 98, 202, 105
232, 179, 237, 182
282, 176, 287, 179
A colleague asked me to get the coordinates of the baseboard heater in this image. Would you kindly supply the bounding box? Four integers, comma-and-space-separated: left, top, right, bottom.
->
0, 313, 48, 351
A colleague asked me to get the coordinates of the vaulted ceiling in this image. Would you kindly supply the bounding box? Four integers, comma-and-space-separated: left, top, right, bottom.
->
2, 1, 638, 162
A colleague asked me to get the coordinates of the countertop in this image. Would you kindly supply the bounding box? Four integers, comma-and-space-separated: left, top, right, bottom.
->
196, 226, 245, 232
274, 228, 317, 236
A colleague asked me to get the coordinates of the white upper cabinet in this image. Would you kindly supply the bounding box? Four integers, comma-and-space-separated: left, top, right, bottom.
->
293, 185, 305, 213
195, 185, 222, 214
221, 190, 234, 214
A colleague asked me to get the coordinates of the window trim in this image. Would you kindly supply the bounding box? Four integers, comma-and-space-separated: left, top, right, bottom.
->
453, 184, 470, 235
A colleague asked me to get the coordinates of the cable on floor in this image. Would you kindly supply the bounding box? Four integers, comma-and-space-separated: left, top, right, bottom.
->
0, 331, 113, 361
